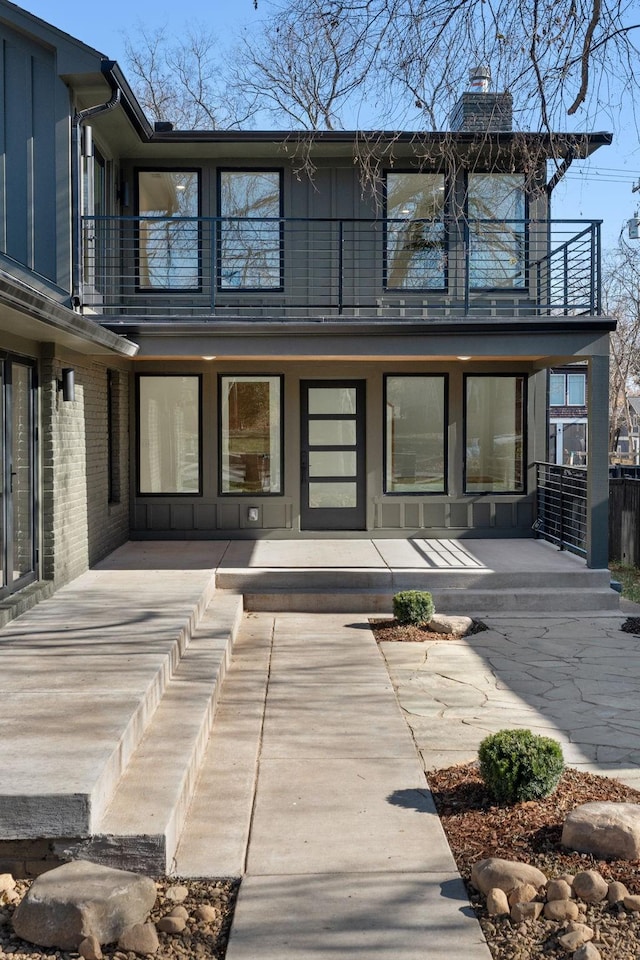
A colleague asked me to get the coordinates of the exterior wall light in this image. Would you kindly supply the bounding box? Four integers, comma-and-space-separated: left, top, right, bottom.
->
58, 368, 75, 402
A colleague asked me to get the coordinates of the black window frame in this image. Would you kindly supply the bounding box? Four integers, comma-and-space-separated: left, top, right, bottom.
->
136, 373, 203, 497
216, 168, 284, 293
383, 170, 448, 292
217, 373, 285, 497
463, 372, 527, 495
383, 373, 449, 496
135, 167, 202, 293
466, 172, 528, 292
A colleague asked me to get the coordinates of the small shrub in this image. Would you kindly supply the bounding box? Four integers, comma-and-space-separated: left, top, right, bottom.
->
392, 590, 435, 625
478, 728, 564, 804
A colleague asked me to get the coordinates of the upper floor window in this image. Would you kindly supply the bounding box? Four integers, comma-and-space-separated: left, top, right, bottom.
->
218, 170, 282, 290
549, 372, 586, 407
468, 174, 525, 289
385, 173, 446, 289
137, 170, 200, 290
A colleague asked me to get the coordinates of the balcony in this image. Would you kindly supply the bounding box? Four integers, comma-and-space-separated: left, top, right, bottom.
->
81, 216, 601, 320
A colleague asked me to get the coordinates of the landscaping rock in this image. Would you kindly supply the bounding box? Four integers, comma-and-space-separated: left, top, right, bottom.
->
559, 921, 594, 951
623, 894, 640, 912
486, 888, 510, 916
573, 945, 602, 960
572, 870, 608, 904
507, 882, 537, 906
470, 857, 547, 895
194, 904, 217, 922
157, 915, 186, 933
0, 875, 16, 895
118, 922, 159, 955
562, 802, 640, 859
428, 614, 474, 636
12, 861, 157, 949
607, 880, 629, 904
78, 935, 103, 960
547, 878, 573, 901
510, 901, 543, 922
168, 905, 189, 920
543, 899, 579, 921
164, 885, 188, 903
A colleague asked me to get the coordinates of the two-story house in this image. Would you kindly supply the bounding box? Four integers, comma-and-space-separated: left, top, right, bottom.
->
0, 0, 614, 612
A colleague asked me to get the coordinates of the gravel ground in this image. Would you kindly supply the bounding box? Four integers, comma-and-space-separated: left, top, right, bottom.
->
0, 877, 239, 960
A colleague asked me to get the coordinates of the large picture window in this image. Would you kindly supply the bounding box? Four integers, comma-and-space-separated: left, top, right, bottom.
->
219, 375, 283, 494
137, 171, 200, 290
384, 375, 447, 493
468, 174, 525, 289
385, 173, 446, 289
218, 171, 282, 289
138, 375, 201, 494
465, 375, 525, 493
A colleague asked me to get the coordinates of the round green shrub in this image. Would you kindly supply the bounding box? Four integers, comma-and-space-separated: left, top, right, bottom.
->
392, 590, 435, 625
478, 728, 564, 804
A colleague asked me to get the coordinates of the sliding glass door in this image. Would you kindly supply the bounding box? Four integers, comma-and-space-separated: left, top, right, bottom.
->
1, 356, 37, 597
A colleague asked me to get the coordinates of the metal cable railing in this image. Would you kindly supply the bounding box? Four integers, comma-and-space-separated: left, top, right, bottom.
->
80, 216, 602, 319
534, 461, 587, 556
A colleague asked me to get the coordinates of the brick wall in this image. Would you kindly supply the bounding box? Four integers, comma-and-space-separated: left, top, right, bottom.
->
41, 353, 130, 586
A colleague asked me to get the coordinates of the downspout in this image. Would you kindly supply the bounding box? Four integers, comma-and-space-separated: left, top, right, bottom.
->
71, 87, 121, 309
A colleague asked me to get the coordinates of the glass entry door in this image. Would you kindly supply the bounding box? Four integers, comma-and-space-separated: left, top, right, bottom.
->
1, 357, 37, 597
300, 380, 366, 530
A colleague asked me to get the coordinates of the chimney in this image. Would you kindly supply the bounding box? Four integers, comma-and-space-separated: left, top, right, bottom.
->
449, 66, 513, 133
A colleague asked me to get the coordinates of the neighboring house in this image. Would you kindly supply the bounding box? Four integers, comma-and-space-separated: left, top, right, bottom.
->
613, 396, 640, 461
0, 0, 614, 612
548, 364, 588, 465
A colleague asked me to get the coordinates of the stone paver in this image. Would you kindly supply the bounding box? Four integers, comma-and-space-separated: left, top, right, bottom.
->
381, 611, 640, 787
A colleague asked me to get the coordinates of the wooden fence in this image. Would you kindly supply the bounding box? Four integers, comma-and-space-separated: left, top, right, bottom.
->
609, 477, 640, 565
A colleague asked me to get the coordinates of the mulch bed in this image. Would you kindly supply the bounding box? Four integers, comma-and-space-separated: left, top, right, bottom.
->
370, 617, 487, 642
429, 763, 640, 960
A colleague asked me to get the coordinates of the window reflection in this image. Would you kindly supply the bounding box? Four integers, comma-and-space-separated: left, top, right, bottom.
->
219, 171, 281, 289
220, 376, 282, 494
468, 174, 525, 288
386, 173, 446, 289
138, 171, 199, 289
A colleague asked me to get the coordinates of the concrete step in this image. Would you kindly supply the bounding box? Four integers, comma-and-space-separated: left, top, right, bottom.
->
245, 586, 620, 614
0, 569, 218, 841
60, 592, 244, 875
217, 567, 612, 593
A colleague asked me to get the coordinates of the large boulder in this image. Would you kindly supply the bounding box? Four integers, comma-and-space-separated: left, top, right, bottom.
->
562, 802, 640, 860
470, 857, 547, 895
12, 861, 157, 949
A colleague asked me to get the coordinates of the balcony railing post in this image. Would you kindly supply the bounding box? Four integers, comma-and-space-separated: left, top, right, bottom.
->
463, 219, 470, 314
211, 218, 217, 311
338, 220, 344, 316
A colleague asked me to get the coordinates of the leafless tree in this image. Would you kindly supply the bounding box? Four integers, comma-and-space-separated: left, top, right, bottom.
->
236, 0, 640, 134
123, 23, 249, 129
603, 241, 640, 455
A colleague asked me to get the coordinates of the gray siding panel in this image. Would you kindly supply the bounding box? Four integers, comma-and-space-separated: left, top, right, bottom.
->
2, 31, 56, 279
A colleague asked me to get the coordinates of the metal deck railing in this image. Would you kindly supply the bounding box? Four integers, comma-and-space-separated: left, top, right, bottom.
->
80, 216, 601, 319
534, 461, 587, 556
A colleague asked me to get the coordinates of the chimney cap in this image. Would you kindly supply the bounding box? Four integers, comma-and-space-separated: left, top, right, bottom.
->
469, 65, 491, 92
